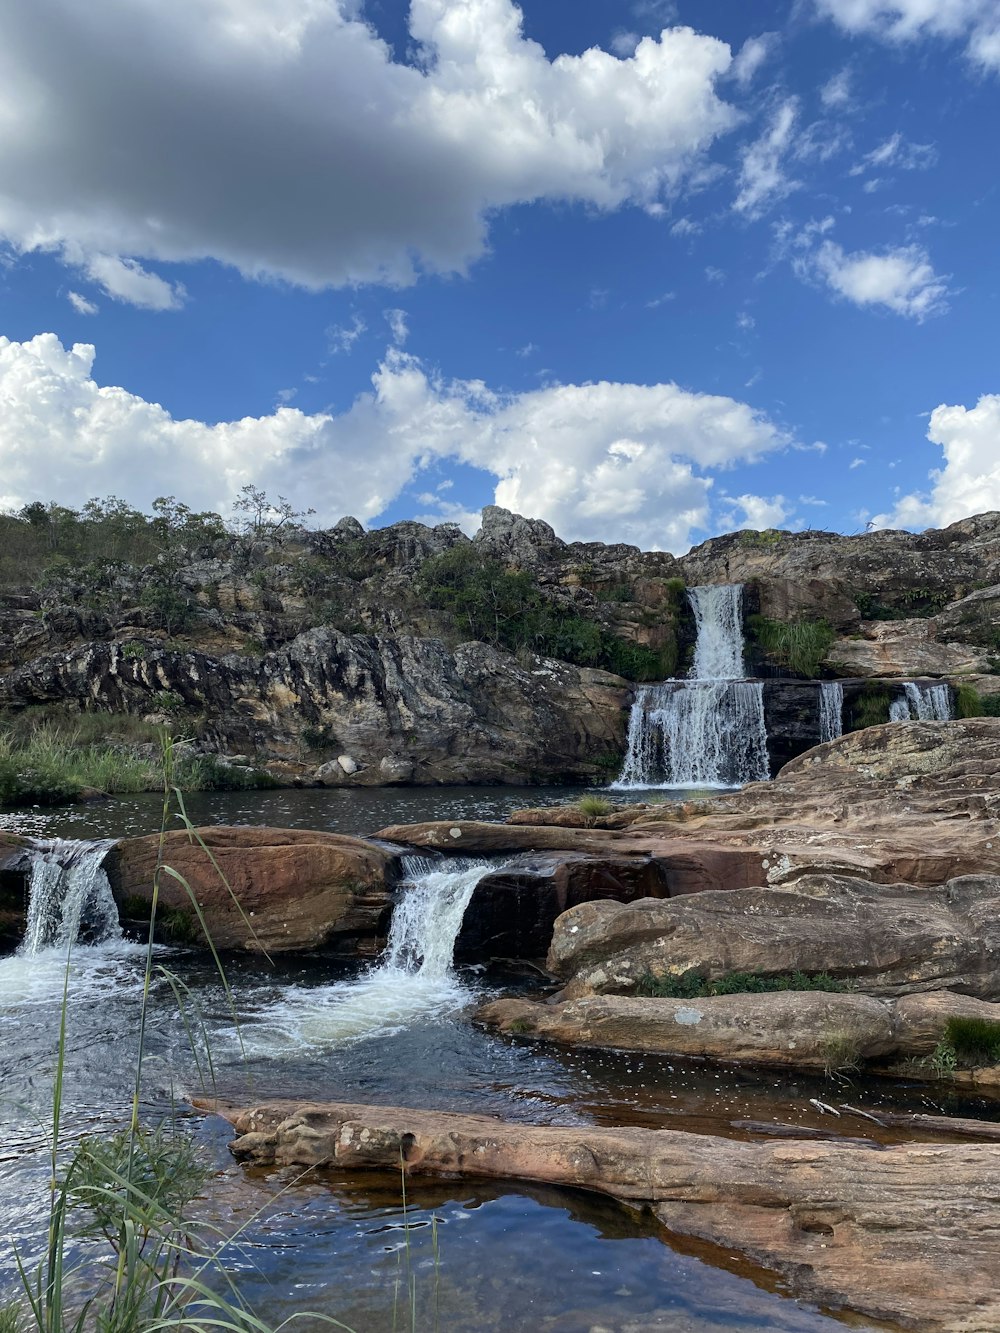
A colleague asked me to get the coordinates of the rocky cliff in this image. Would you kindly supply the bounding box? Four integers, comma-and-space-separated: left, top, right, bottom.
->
1, 503, 999, 787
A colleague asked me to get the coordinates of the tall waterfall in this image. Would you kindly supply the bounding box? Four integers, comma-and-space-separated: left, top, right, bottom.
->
20, 839, 120, 955
614, 583, 770, 789
890, 681, 954, 723
819, 681, 844, 743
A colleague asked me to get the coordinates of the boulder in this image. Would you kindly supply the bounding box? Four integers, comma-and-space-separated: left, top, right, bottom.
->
107, 826, 394, 953
478, 990, 897, 1070
210, 1098, 1000, 1332
891, 990, 1000, 1058
545, 873, 1000, 1001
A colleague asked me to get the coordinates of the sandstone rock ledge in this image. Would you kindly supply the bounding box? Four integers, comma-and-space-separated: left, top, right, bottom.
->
208, 1098, 1000, 1332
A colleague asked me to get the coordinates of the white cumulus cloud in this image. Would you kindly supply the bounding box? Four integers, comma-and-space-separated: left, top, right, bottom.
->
816, 0, 1000, 72
721, 493, 790, 529
798, 237, 950, 320
873, 394, 1000, 529
0, 0, 738, 300
0, 333, 798, 553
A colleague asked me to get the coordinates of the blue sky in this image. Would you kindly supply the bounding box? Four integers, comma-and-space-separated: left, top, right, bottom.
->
1, 0, 998, 551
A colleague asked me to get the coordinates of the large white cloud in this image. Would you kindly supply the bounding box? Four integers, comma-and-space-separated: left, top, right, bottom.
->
0, 333, 796, 552
874, 394, 1000, 529
0, 0, 737, 301
816, 0, 1000, 72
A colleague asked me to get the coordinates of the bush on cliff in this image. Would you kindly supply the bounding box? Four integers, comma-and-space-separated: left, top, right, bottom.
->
747, 615, 835, 678
955, 685, 1000, 718
418, 546, 673, 680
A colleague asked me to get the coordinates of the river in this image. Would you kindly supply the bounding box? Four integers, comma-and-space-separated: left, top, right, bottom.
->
1, 785, 993, 1331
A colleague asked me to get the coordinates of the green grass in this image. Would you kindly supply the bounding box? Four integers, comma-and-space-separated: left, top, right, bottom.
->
0, 725, 277, 806
635, 969, 849, 998
576, 794, 614, 821
955, 685, 1000, 718
849, 686, 891, 731
747, 615, 835, 678
945, 1016, 1000, 1067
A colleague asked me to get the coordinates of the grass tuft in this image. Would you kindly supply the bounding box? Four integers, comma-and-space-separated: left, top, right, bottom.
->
747, 616, 835, 679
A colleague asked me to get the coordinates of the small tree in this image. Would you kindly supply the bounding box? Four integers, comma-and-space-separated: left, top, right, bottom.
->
230, 485, 315, 540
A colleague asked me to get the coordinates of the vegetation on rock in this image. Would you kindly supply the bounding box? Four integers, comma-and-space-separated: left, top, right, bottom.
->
635, 969, 849, 999
747, 615, 835, 678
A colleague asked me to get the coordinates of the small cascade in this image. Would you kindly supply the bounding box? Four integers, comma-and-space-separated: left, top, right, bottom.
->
381, 855, 490, 979
614, 583, 769, 788
241, 856, 495, 1053
20, 839, 120, 955
890, 681, 954, 723
818, 681, 844, 743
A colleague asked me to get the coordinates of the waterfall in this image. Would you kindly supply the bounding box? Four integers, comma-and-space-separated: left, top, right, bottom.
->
614, 583, 769, 788
20, 839, 120, 955
241, 856, 494, 1052
690, 584, 746, 679
890, 681, 954, 723
818, 681, 844, 743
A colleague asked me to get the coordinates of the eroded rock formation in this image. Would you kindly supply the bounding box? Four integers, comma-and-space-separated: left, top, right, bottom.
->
208, 1098, 1000, 1332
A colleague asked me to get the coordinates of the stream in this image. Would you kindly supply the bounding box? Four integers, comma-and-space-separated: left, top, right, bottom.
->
2, 786, 996, 1331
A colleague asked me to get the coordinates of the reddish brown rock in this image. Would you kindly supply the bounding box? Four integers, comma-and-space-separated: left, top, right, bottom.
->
208, 1098, 1000, 1332
108, 825, 393, 953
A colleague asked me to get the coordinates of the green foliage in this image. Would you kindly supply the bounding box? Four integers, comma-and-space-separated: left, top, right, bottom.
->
849, 685, 891, 731
138, 581, 197, 635
944, 1016, 1000, 1067
0, 726, 162, 806
635, 969, 849, 998
747, 615, 835, 678
576, 794, 614, 821
737, 528, 784, 548
418, 545, 672, 680
819, 1032, 862, 1075
955, 685, 1000, 718
176, 755, 278, 792
853, 587, 953, 620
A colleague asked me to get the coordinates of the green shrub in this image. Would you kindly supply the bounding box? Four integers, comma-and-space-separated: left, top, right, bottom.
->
944, 1016, 1000, 1067
747, 615, 835, 678
576, 794, 614, 820
955, 685, 1000, 718
635, 969, 848, 998
176, 754, 277, 791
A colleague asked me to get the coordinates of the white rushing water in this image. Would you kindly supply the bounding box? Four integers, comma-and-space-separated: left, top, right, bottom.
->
890, 681, 954, 723
20, 838, 120, 956
818, 681, 844, 743
690, 584, 747, 680
237, 856, 493, 1053
614, 584, 770, 788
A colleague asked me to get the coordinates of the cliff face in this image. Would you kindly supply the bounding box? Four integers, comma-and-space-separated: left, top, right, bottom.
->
0, 629, 628, 785
1, 505, 999, 786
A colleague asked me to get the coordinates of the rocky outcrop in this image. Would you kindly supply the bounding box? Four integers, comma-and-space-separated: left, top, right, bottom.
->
479, 990, 898, 1071
479, 987, 1000, 1080
0, 832, 27, 949
457, 851, 673, 961
108, 826, 395, 953
826, 618, 988, 678
210, 1098, 1000, 1331
544, 873, 1000, 1001
679, 510, 1000, 623
0, 630, 628, 784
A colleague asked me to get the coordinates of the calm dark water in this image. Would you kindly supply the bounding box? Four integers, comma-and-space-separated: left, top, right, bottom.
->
0, 782, 678, 842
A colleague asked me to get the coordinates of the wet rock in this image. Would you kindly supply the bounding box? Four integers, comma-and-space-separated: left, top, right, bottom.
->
458, 851, 672, 962
107, 826, 395, 954
210, 1098, 1000, 1332
545, 873, 1000, 1001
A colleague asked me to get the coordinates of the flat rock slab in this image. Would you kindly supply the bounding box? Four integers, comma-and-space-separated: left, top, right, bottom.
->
478, 991, 898, 1071
207, 1098, 1000, 1332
